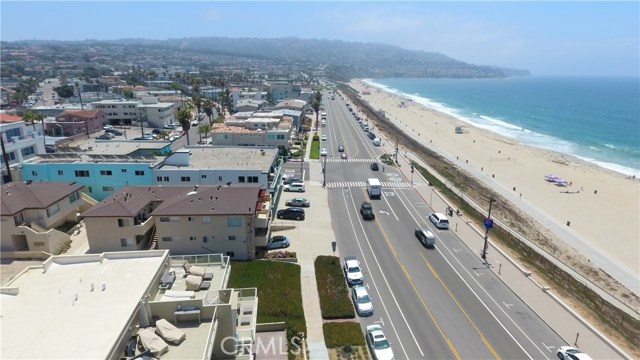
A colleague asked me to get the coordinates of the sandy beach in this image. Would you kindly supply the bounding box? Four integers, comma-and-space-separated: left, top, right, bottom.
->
348, 79, 640, 295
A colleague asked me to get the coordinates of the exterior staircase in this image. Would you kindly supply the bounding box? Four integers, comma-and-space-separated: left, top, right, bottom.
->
148, 226, 159, 250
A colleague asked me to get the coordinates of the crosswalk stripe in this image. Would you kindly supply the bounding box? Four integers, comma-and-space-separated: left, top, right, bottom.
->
324, 182, 413, 189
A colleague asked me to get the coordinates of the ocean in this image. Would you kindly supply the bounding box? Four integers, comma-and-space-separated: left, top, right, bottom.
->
364, 77, 640, 177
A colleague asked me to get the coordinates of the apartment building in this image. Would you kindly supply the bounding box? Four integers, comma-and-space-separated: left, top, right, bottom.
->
82, 184, 271, 259
1, 114, 46, 184
136, 97, 176, 128
0, 250, 259, 360
210, 117, 292, 150
44, 109, 107, 137
230, 90, 267, 112
90, 99, 140, 125
264, 81, 301, 101
0, 181, 85, 253
21, 152, 159, 201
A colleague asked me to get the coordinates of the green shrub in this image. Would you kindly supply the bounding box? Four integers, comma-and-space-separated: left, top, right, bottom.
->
310, 139, 320, 159
315, 256, 355, 319
228, 261, 306, 337
323, 322, 365, 348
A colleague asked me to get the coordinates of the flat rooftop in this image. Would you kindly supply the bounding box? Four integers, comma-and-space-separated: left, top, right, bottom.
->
163, 146, 278, 171
89, 140, 171, 155
0, 251, 169, 360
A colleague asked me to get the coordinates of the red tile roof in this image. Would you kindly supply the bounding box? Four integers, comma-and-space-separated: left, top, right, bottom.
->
0, 114, 23, 123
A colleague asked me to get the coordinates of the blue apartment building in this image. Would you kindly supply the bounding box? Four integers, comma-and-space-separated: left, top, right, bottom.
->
21, 154, 159, 201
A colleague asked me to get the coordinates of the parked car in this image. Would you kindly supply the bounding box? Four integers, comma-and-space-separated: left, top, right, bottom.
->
368, 132, 376, 140
415, 227, 436, 248
343, 256, 363, 285
321, 134, 327, 141
366, 324, 394, 360
285, 198, 310, 207
151, 128, 163, 135
351, 285, 374, 316
105, 128, 123, 136
283, 183, 305, 192
283, 177, 303, 185
163, 123, 177, 129
370, 163, 379, 171
276, 208, 305, 221
360, 202, 375, 220
320, 148, 328, 157
341, 153, 347, 160
266, 235, 291, 250
103, 124, 114, 130
96, 133, 114, 140
557, 346, 593, 360
191, 120, 199, 126
338, 145, 345, 152
428, 213, 450, 229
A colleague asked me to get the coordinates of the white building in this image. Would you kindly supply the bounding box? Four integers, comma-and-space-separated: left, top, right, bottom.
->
230, 90, 268, 112
0, 250, 259, 360
1, 115, 45, 184
90, 99, 141, 125
136, 97, 175, 128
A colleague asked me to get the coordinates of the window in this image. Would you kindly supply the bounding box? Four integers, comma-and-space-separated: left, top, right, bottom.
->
122, 169, 127, 173
228, 235, 236, 241
100, 170, 112, 176
57, 170, 64, 176
181, 176, 191, 182
164, 176, 169, 181
203, 236, 209, 243
120, 238, 133, 247
277, 134, 286, 140
188, 216, 194, 222
87, 186, 93, 193
248, 176, 259, 183
226, 252, 235, 257
135, 170, 144, 176
8, 152, 15, 161
21, 146, 35, 157
189, 236, 197, 241
160, 216, 179, 222
202, 216, 211, 224
218, 176, 222, 181
69, 191, 80, 203
227, 216, 241, 227
156, 176, 163, 182
31, 170, 38, 176
117, 218, 129, 227
161, 237, 172, 242
75, 170, 90, 177
102, 186, 114, 191
238, 176, 245, 183
46, 203, 60, 217
201, 174, 207, 179
159, 217, 170, 222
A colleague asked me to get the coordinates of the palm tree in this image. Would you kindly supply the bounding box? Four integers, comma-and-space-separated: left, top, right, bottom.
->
203, 98, 214, 124
22, 111, 45, 132
198, 122, 211, 145
177, 103, 194, 145
312, 90, 322, 131
192, 95, 203, 117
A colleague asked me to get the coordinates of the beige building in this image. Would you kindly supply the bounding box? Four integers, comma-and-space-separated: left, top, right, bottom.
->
210, 116, 292, 150
0, 181, 88, 254
0, 250, 259, 360
82, 184, 271, 259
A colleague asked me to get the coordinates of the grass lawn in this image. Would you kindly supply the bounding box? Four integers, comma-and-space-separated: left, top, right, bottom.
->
310, 133, 320, 159
315, 256, 355, 319
228, 261, 306, 338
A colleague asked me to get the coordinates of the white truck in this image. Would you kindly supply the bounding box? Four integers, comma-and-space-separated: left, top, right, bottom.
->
367, 178, 382, 199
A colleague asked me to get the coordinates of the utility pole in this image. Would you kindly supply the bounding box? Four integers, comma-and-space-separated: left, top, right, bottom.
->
322, 155, 327, 188
410, 164, 414, 184
481, 196, 496, 262
1, 133, 13, 183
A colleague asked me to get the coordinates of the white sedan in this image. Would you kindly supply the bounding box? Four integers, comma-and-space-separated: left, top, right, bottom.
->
557, 346, 593, 360
321, 134, 327, 141
320, 148, 328, 157
366, 324, 394, 360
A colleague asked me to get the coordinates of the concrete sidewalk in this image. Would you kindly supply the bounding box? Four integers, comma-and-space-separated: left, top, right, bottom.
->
379, 140, 632, 359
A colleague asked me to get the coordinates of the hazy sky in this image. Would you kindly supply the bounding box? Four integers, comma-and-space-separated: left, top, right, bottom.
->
2, 1, 639, 76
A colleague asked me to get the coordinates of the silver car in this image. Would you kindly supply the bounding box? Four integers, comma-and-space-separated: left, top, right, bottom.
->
366, 324, 394, 360
351, 285, 373, 316
285, 198, 310, 207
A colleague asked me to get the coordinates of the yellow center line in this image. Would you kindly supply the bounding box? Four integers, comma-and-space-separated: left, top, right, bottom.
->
375, 218, 461, 360
422, 252, 502, 360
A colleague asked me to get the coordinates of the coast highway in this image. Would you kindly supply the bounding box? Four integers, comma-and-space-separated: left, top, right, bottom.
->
320, 91, 568, 359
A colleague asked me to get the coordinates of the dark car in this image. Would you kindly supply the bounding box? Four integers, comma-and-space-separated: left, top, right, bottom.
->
338, 145, 345, 152
368, 132, 376, 140
283, 177, 303, 185
370, 163, 379, 171
360, 202, 375, 220
276, 208, 305, 221
105, 128, 123, 136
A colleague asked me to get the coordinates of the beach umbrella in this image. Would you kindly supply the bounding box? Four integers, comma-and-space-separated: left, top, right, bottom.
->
554, 178, 568, 186
544, 174, 558, 181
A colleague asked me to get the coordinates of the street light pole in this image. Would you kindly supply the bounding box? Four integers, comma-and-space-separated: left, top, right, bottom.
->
481, 196, 495, 261
322, 155, 327, 188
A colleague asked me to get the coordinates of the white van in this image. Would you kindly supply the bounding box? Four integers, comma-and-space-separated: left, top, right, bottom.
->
428, 213, 449, 229
372, 138, 381, 146
284, 182, 305, 193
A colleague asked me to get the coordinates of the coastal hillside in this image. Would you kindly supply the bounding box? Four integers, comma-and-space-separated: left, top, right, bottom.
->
2, 37, 529, 80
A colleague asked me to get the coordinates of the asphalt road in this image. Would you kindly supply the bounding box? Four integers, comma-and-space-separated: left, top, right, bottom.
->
321, 92, 566, 359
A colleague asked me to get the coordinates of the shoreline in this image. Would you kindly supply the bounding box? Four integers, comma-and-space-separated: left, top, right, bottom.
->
361, 78, 640, 179
348, 79, 640, 295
